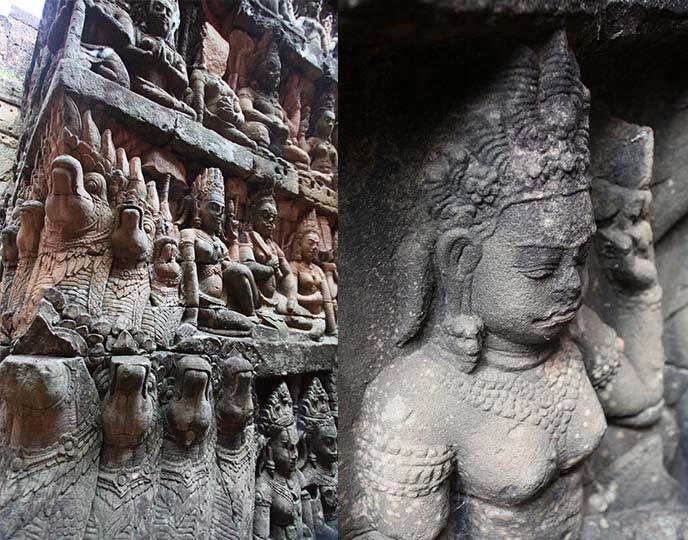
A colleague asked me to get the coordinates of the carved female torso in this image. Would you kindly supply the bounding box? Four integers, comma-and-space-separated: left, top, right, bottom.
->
190, 228, 227, 302
356, 338, 607, 540
256, 470, 309, 540
307, 136, 337, 175
291, 260, 326, 316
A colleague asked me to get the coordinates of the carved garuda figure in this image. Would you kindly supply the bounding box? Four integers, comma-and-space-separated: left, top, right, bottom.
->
212, 356, 257, 540
342, 29, 667, 540
85, 356, 160, 540
22, 155, 113, 322
254, 382, 315, 540
298, 377, 338, 539
0, 348, 101, 538
6, 201, 45, 314
153, 355, 215, 539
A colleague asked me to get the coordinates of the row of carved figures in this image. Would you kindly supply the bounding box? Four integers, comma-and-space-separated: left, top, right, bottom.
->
0, 303, 337, 539
0, 106, 337, 345
73, 0, 338, 187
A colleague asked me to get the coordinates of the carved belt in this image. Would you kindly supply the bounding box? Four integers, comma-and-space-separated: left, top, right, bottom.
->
197, 263, 222, 281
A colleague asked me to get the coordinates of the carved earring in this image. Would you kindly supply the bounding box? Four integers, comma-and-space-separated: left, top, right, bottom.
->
440, 313, 485, 373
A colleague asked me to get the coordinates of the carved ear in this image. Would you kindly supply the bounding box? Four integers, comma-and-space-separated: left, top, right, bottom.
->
436, 228, 481, 311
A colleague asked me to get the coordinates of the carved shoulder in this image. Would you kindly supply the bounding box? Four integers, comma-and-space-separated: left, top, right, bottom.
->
255, 473, 273, 507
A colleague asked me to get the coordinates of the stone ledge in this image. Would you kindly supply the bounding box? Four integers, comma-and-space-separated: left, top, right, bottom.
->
162, 332, 337, 376
58, 59, 300, 194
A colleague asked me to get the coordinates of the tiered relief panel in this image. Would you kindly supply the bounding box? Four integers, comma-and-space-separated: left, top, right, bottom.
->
0, 0, 338, 539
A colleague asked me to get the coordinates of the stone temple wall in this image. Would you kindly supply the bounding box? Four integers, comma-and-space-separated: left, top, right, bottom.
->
339, 2, 688, 540
0, 6, 38, 202
0, 0, 338, 539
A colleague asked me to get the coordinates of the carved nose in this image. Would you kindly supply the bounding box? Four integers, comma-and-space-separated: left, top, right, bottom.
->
182, 369, 209, 398
120, 208, 142, 230
112, 363, 148, 396
0, 357, 67, 410
51, 172, 77, 196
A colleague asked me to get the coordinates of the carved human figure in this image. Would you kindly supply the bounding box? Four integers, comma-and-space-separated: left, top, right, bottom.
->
6, 201, 45, 313
287, 210, 337, 336
177, 168, 257, 339
212, 356, 257, 539
296, 0, 328, 55
575, 114, 665, 427
299, 378, 338, 539
85, 356, 160, 539
238, 44, 309, 163
103, 201, 152, 328
190, 68, 255, 149
24, 155, 113, 321
155, 355, 214, 539
241, 190, 315, 332
118, 0, 196, 118
254, 382, 314, 540
0, 223, 18, 314
0, 353, 101, 538
145, 235, 184, 347
304, 93, 338, 186
343, 31, 666, 540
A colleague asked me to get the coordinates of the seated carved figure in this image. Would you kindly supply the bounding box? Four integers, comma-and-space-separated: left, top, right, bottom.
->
177, 168, 256, 339
238, 44, 310, 163
254, 382, 314, 540
23, 155, 113, 321
299, 378, 338, 539
241, 190, 315, 332
117, 0, 196, 118
343, 31, 667, 540
287, 210, 337, 336
304, 93, 338, 186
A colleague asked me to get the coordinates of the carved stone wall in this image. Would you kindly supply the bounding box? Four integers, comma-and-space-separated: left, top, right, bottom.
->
0, 0, 337, 538
339, 3, 688, 540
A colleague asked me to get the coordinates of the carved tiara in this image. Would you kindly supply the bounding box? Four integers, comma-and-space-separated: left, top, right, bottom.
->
193, 168, 225, 205
260, 382, 295, 434
298, 377, 333, 434
424, 30, 591, 234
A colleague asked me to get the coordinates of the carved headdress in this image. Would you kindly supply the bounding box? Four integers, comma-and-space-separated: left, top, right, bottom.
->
298, 377, 336, 437
397, 29, 592, 353
287, 209, 320, 261
259, 382, 295, 437
193, 167, 225, 205
424, 29, 590, 237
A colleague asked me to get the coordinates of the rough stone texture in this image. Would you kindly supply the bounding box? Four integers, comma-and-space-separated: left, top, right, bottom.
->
0, 0, 338, 538
0, 6, 38, 200
339, 4, 688, 540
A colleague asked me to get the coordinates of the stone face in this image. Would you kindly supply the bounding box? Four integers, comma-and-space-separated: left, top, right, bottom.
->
0, 0, 337, 537
337, 5, 688, 539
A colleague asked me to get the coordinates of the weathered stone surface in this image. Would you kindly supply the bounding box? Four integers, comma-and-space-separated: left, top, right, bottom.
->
0, 0, 338, 537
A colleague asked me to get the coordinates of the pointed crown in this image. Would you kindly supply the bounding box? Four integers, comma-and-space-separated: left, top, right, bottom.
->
298, 377, 334, 435
425, 30, 591, 237
193, 168, 225, 205
259, 382, 295, 436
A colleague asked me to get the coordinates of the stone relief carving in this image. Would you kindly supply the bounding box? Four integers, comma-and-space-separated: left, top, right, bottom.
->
342, 29, 688, 540
0, 0, 337, 537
